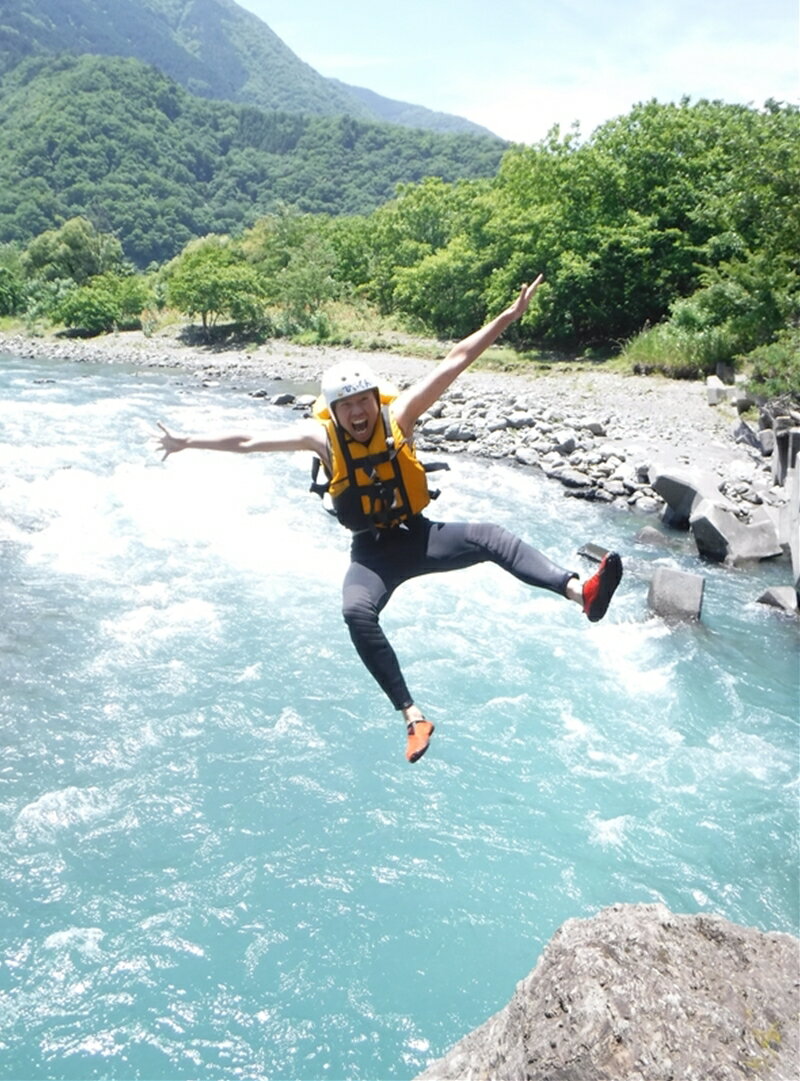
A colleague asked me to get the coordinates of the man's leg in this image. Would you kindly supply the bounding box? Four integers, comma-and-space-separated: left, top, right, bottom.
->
421, 521, 621, 618
341, 557, 435, 763
422, 520, 576, 593
341, 560, 412, 711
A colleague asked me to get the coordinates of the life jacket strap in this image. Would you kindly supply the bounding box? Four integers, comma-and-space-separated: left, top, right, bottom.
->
309, 455, 330, 497
422, 460, 449, 501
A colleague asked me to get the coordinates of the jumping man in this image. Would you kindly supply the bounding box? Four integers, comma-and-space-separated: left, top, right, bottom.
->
155, 277, 623, 763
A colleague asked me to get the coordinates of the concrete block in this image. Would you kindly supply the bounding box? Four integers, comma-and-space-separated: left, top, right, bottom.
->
757, 587, 799, 615
706, 375, 727, 405
788, 463, 800, 592
690, 498, 783, 564
651, 467, 732, 528
773, 427, 800, 486
648, 566, 705, 621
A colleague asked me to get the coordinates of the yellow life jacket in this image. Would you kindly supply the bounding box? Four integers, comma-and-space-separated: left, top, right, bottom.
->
310, 391, 432, 533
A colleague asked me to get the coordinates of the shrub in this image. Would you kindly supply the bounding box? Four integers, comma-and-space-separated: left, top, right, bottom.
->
55, 272, 152, 335
0, 265, 23, 315
56, 280, 121, 335
622, 320, 738, 379
742, 329, 800, 405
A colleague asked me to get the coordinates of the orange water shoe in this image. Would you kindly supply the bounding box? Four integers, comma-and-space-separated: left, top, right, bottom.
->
405, 719, 435, 763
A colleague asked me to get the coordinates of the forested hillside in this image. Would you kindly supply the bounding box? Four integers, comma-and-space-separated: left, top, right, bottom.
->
0, 54, 506, 266
1, 94, 796, 399
0, 0, 491, 135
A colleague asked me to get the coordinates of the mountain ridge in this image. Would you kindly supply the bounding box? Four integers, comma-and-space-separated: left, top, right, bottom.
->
0, 52, 506, 265
0, 0, 495, 136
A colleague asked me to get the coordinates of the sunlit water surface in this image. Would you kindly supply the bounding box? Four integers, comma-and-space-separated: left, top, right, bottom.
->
1, 353, 797, 1080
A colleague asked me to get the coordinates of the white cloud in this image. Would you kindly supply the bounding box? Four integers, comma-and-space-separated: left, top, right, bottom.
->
454, 21, 798, 143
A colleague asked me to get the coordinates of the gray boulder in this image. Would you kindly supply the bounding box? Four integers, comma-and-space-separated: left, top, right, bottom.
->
552, 430, 577, 455
270, 391, 296, 405
415, 903, 799, 1081
514, 447, 540, 468
421, 417, 451, 437
732, 418, 761, 450
647, 566, 705, 621
558, 468, 593, 489
444, 423, 476, 442
635, 525, 673, 548
690, 499, 783, 564
633, 494, 662, 514
507, 411, 536, 429
582, 419, 607, 436
577, 543, 608, 564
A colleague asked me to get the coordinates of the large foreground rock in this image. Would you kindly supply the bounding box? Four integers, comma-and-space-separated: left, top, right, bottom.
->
415, 904, 799, 1081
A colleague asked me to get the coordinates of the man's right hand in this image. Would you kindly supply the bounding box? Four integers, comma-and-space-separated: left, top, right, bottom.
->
154, 422, 187, 460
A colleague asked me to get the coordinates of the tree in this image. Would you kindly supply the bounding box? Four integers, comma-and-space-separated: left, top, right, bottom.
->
56, 279, 122, 335
365, 177, 487, 313
21, 217, 124, 285
0, 245, 24, 315
0, 266, 23, 315
163, 235, 266, 333
55, 271, 153, 335
239, 205, 324, 290
392, 235, 487, 337
326, 214, 374, 290
274, 232, 339, 327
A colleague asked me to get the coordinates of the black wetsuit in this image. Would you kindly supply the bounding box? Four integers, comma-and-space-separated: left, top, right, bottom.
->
341, 515, 575, 710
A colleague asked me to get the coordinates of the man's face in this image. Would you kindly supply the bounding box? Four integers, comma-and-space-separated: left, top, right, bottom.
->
334, 391, 380, 443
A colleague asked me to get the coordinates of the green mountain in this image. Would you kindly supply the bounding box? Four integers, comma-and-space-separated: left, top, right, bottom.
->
0, 54, 506, 266
0, 0, 494, 136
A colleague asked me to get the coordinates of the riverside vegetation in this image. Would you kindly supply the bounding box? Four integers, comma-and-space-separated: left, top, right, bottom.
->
0, 0, 797, 400
0, 91, 797, 403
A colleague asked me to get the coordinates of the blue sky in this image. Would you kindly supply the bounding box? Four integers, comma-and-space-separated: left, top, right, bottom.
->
235, 0, 798, 142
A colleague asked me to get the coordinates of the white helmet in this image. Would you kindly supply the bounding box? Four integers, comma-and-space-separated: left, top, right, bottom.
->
321, 361, 379, 412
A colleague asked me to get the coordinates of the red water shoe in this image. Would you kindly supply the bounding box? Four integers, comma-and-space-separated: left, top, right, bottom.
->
582, 552, 623, 622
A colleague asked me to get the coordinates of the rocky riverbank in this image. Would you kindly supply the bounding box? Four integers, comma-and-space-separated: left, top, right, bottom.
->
0, 326, 748, 480
2, 327, 798, 609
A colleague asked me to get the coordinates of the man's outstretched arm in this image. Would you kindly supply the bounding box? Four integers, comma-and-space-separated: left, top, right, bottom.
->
393, 275, 543, 437
155, 420, 326, 461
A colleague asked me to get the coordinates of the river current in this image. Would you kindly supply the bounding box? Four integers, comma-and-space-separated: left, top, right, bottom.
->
1, 352, 797, 1080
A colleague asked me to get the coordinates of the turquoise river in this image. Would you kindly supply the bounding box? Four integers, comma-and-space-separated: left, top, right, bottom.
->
1, 352, 797, 1080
